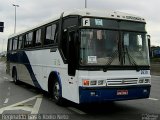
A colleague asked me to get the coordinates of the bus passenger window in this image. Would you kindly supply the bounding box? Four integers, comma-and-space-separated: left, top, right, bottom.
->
35, 29, 41, 46
8, 39, 13, 51
45, 24, 57, 45
13, 37, 18, 50
18, 36, 22, 49
25, 32, 33, 47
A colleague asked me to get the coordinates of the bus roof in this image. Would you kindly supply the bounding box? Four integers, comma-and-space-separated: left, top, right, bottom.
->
64, 9, 145, 22
9, 9, 146, 38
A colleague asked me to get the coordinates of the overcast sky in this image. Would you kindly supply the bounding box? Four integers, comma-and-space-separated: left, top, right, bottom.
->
0, 0, 159, 52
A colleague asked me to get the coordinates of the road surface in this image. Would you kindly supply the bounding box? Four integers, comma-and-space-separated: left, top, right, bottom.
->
0, 61, 159, 120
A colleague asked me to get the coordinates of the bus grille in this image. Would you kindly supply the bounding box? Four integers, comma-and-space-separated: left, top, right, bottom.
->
106, 78, 138, 86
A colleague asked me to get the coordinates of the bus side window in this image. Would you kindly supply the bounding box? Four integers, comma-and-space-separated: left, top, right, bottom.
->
25, 32, 33, 48
44, 24, 56, 45
18, 36, 23, 49
35, 29, 42, 46
13, 37, 18, 50
22, 35, 25, 49
8, 39, 13, 51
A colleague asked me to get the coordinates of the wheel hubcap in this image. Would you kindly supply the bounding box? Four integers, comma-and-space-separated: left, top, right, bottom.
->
53, 82, 60, 100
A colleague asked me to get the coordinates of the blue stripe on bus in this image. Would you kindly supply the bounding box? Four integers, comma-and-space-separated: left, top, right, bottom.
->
79, 85, 151, 103
8, 51, 42, 89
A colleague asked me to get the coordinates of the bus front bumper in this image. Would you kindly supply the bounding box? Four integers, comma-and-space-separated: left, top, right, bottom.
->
79, 85, 151, 103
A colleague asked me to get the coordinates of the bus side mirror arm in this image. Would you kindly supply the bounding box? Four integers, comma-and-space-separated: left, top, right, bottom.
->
147, 35, 151, 57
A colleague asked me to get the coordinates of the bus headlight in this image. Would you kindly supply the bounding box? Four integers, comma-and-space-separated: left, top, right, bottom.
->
82, 79, 105, 86
139, 79, 144, 83
139, 78, 150, 84
90, 80, 97, 85
98, 80, 104, 85
144, 79, 150, 83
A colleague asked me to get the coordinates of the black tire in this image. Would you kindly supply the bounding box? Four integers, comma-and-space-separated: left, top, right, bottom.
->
52, 80, 64, 105
13, 69, 19, 85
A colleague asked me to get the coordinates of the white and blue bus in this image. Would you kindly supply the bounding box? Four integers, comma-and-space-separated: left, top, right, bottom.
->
7, 9, 151, 104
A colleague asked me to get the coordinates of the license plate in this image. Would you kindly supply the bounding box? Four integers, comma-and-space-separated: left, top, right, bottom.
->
117, 90, 128, 95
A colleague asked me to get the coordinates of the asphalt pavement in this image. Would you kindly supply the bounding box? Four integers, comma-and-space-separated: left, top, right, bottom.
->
0, 61, 159, 120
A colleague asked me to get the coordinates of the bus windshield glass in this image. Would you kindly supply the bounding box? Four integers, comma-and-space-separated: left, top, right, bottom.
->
80, 29, 149, 66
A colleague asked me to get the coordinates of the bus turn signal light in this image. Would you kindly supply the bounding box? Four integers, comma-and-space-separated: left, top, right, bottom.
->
83, 80, 89, 86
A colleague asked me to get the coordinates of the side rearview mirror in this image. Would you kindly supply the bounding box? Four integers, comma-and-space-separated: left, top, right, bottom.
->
147, 35, 151, 57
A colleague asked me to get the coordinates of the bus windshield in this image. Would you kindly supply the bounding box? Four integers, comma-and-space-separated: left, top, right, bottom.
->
80, 29, 149, 66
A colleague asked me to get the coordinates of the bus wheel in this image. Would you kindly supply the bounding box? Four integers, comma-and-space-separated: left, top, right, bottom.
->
52, 80, 63, 105
13, 69, 19, 85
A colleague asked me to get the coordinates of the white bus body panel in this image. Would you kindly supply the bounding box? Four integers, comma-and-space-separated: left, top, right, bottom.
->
10, 49, 80, 103
78, 70, 151, 85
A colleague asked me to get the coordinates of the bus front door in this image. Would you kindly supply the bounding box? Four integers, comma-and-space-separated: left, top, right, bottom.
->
67, 29, 77, 76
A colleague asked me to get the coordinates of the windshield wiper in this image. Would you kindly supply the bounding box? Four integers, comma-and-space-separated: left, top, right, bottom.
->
124, 46, 140, 71
103, 46, 140, 72
103, 50, 119, 72
106, 50, 119, 65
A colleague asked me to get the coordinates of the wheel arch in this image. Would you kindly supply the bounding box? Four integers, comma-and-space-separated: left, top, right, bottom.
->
48, 71, 62, 96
